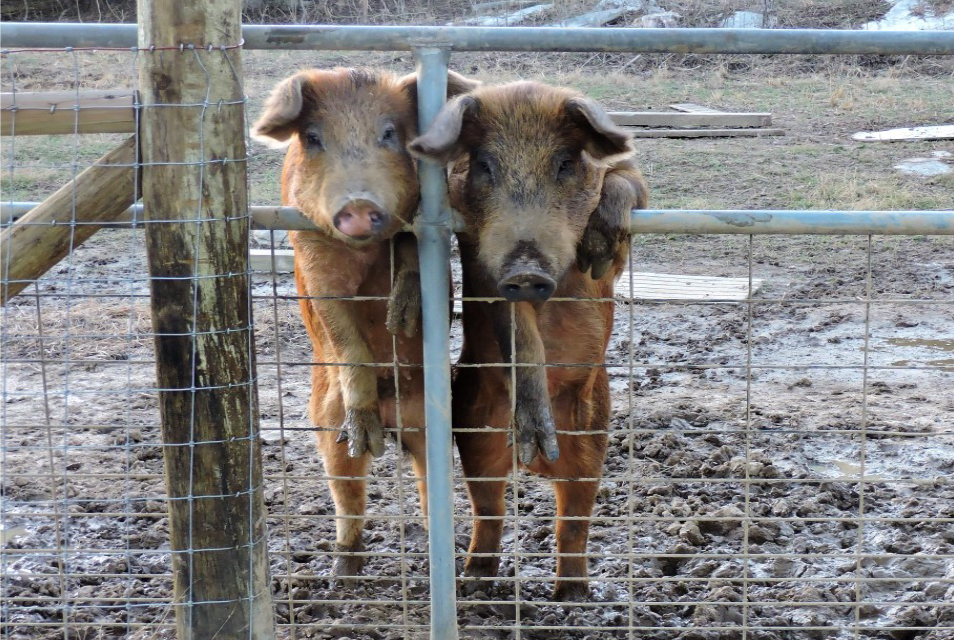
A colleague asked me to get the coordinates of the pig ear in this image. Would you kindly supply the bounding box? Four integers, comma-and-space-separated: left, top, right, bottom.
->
407, 94, 479, 164
565, 97, 634, 162
445, 70, 482, 97
397, 70, 481, 117
251, 73, 307, 148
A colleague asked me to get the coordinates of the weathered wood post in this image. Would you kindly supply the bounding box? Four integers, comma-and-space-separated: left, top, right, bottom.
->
137, 1, 275, 638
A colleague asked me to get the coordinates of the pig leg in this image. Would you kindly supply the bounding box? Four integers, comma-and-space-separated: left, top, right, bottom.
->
397, 430, 429, 525
551, 477, 600, 601
454, 366, 511, 594
386, 232, 421, 338
294, 240, 386, 459
457, 433, 510, 595
534, 377, 610, 601
491, 302, 560, 465
576, 157, 648, 279
317, 428, 372, 585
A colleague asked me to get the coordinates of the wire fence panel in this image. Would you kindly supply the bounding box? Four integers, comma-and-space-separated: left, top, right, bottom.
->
2, 22, 954, 640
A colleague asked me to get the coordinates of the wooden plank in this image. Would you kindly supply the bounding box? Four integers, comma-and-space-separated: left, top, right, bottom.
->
610, 111, 771, 128
137, 0, 275, 638
852, 125, 954, 142
0, 137, 139, 305
625, 128, 785, 138
0, 89, 136, 136
250, 248, 295, 272
669, 103, 726, 114
614, 271, 763, 301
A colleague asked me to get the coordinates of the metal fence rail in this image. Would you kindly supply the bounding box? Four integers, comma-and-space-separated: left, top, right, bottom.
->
4, 22, 954, 54
2, 19, 953, 640
5, 204, 954, 236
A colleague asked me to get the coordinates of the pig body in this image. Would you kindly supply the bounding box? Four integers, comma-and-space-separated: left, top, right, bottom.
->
411, 81, 647, 599
252, 67, 477, 581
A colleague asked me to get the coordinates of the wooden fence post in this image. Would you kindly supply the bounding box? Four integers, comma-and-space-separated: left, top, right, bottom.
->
137, 1, 275, 638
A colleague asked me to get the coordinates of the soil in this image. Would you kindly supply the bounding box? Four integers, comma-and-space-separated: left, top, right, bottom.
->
2, 47, 954, 640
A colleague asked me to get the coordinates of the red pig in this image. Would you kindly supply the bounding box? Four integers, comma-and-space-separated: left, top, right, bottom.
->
252, 67, 478, 582
410, 81, 648, 600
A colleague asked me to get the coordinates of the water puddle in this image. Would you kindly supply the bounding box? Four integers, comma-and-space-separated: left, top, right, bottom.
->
861, 337, 954, 372
886, 337, 954, 372
1, 525, 28, 545
809, 460, 883, 481
885, 338, 954, 352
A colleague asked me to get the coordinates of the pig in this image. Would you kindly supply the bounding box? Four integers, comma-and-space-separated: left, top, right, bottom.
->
409, 81, 648, 600
251, 67, 478, 582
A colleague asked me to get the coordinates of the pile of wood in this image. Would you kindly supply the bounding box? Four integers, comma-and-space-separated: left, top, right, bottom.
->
609, 103, 784, 138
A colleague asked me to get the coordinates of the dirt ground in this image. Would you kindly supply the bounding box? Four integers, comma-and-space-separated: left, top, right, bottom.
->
2, 45, 954, 640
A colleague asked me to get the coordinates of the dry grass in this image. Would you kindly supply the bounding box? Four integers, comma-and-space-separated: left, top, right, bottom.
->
912, 0, 954, 17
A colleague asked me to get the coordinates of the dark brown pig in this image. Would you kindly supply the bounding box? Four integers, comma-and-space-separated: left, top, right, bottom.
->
409, 81, 648, 600
251, 67, 478, 582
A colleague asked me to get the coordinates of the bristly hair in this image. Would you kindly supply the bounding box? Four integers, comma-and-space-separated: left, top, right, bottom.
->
348, 67, 382, 90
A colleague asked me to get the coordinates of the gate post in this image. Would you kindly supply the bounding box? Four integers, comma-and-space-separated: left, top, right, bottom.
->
137, 0, 275, 638
414, 46, 460, 640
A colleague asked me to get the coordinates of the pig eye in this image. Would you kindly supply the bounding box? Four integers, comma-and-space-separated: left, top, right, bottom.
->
379, 124, 398, 147
304, 130, 323, 151
474, 158, 495, 183
556, 157, 575, 180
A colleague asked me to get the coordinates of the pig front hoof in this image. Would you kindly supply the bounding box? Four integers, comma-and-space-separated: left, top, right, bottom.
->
514, 405, 560, 465
336, 407, 386, 458
553, 579, 589, 602
332, 543, 366, 588
386, 269, 421, 338
576, 214, 623, 280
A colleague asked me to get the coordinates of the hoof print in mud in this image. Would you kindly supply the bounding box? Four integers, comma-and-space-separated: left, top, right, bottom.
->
337, 407, 386, 458
514, 404, 560, 465
386, 269, 422, 338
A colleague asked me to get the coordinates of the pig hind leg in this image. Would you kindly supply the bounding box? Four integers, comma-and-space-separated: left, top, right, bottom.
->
551, 475, 601, 601
398, 431, 429, 525
459, 437, 510, 595
317, 429, 371, 585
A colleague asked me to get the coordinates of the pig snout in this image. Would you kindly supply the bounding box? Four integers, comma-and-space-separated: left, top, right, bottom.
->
333, 200, 390, 240
497, 267, 557, 302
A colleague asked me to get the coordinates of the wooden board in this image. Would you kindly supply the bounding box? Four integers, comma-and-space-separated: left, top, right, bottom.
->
0, 137, 139, 304
615, 271, 763, 301
852, 125, 954, 142
625, 127, 785, 138
250, 248, 295, 272
669, 103, 726, 114
610, 111, 772, 128
0, 89, 136, 136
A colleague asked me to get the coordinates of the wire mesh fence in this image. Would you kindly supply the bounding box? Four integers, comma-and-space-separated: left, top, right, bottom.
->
3, 29, 954, 640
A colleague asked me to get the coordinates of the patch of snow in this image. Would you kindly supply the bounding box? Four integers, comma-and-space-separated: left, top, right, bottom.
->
251, 229, 290, 248
633, 10, 679, 28
719, 11, 776, 29
893, 157, 952, 177
463, 2, 553, 26
863, 0, 954, 30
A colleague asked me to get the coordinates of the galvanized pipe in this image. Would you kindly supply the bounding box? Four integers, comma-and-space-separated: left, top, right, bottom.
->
3, 23, 954, 55
629, 209, 954, 235
413, 47, 459, 640
4, 203, 954, 235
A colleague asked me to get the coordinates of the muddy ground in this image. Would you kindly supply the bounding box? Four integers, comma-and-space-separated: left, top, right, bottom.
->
2, 48, 954, 640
